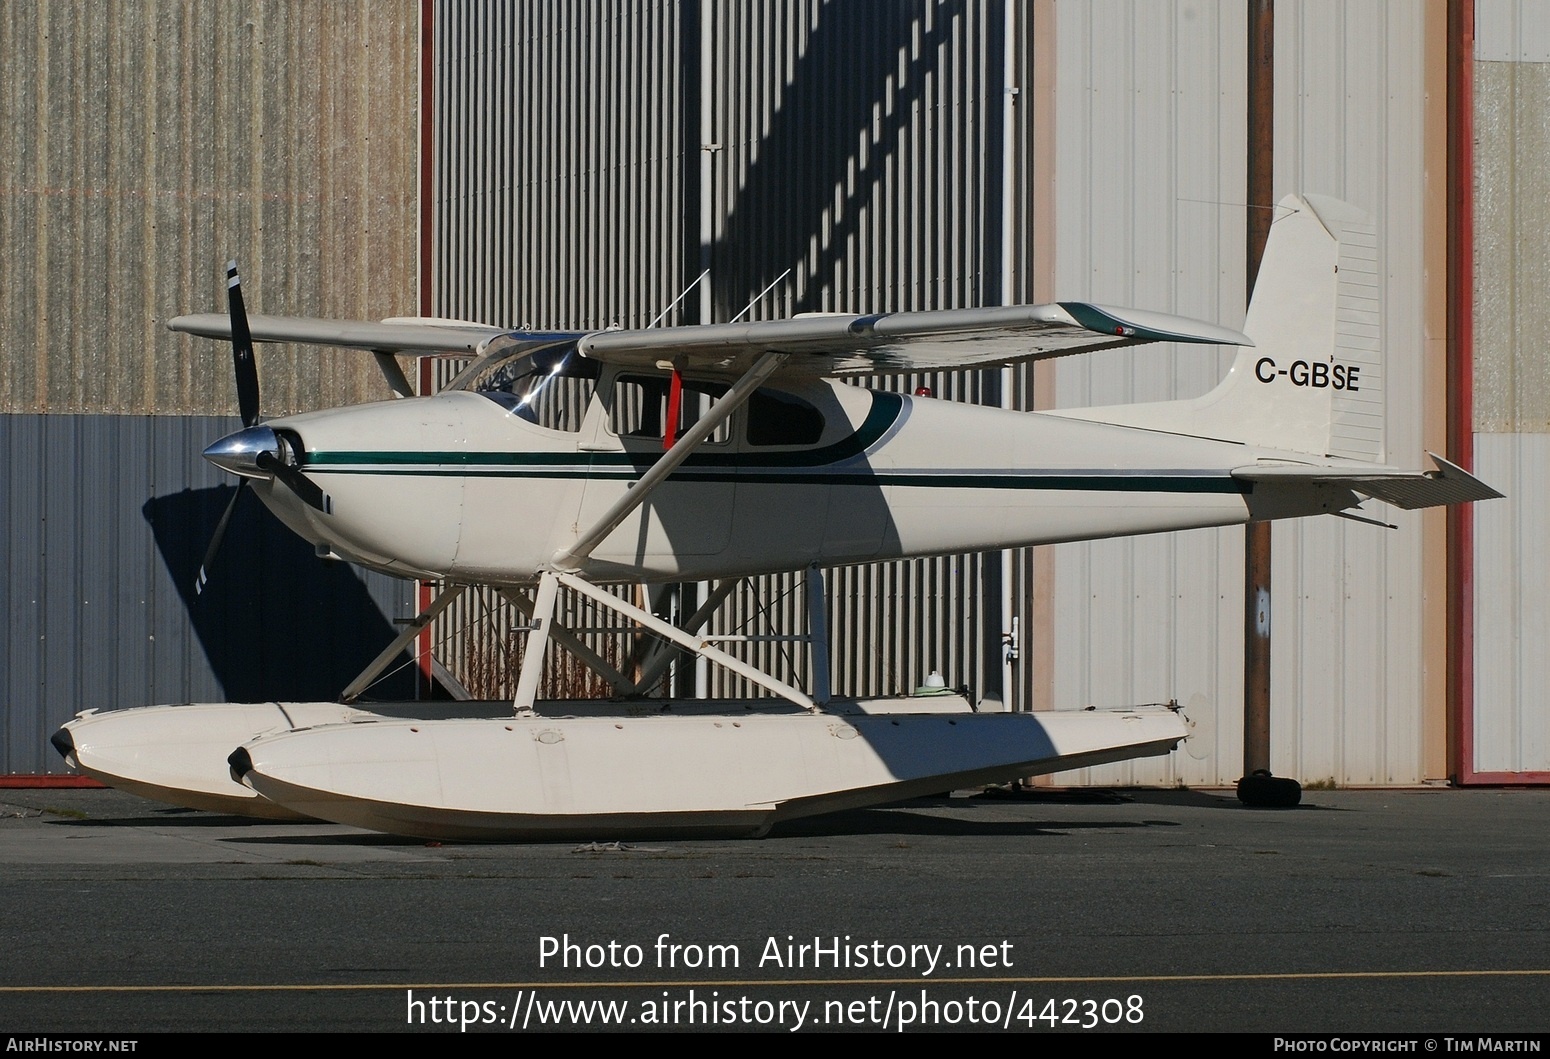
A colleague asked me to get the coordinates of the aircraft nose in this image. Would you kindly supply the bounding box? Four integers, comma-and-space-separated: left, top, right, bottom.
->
203, 424, 280, 478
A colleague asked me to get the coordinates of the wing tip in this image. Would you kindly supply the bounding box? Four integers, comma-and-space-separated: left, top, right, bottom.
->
1062, 301, 1253, 348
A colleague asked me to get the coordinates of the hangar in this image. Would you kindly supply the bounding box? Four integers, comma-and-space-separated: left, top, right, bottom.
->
3, 1, 1543, 788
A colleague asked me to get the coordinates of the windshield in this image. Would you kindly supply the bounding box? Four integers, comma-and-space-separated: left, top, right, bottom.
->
450, 341, 599, 432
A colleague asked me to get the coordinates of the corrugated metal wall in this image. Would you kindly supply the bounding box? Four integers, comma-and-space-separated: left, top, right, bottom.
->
427, 0, 1032, 705
0, 1, 1501, 785
1267, 2, 1442, 785
430, 2, 688, 332
700, 2, 1010, 318
0, 0, 419, 416
425, 1, 1478, 788
1047, 1, 1446, 786
1470, 0, 1550, 775
1, 414, 415, 775
427, 1, 691, 699
1046, 1, 1248, 787
702, 1, 1027, 702
1, 2, 421, 774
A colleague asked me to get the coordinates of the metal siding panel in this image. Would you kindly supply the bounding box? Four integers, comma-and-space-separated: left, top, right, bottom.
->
0, 416, 10, 771
2, 419, 46, 773
77, 417, 120, 712
1475, 0, 1517, 61
148, 414, 201, 705
1478, 0, 1550, 62
1050, 1, 1249, 786
1077, 3, 1139, 409
0, 6, 39, 412
431, 0, 685, 332
1381, 8, 1430, 784
1267, 1, 1431, 785
1517, 0, 1550, 61
1284, 516, 1342, 782
1052, 3, 1092, 410
1472, 438, 1550, 771
3, 413, 414, 774
1472, 435, 1550, 773
1472, 436, 1517, 772
42, 418, 80, 756
427, 2, 1010, 706
118, 416, 156, 714
1470, 8, 1550, 777
1514, 438, 1547, 772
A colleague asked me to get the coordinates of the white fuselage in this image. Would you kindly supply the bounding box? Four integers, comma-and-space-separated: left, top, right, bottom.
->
252, 366, 1351, 585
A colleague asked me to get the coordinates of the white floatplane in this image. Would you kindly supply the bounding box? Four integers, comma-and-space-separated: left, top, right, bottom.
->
53, 194, 1499, 839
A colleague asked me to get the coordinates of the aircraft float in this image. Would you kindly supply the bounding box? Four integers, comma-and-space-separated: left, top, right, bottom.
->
52, 194, 1500, 839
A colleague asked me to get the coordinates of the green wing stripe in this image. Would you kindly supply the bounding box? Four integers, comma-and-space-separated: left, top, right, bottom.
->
1059, 301, 1225, 345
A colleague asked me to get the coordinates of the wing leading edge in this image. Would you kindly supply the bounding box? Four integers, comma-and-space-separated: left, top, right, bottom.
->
577, 302, 1253, 376
168, 313, 577, 356
169, 301, 1250, 376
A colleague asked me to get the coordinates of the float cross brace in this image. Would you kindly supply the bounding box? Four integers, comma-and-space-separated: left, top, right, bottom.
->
510, 570, 819, 715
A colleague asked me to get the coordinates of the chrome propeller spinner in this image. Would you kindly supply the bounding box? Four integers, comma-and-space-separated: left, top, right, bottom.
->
195, 265, 329, 596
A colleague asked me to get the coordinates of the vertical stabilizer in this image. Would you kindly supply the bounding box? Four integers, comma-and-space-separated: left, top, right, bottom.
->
1055, 194, 1383, 462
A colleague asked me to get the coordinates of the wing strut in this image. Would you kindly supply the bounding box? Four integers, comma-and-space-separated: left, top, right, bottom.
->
372, 351, 416, 398
340, 583, 468, 703
550, 350, 790, 571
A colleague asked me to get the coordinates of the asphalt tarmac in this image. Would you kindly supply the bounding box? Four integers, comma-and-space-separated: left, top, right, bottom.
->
2, 785, 1547, 1034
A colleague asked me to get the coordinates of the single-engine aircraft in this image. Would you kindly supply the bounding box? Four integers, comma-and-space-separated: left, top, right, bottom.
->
54, 194, 1500, 839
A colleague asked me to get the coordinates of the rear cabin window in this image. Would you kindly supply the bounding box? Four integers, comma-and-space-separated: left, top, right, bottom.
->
747, 389, 825, 447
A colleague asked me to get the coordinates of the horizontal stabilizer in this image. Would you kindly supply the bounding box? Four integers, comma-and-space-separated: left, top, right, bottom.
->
1233, 453, 1503, 510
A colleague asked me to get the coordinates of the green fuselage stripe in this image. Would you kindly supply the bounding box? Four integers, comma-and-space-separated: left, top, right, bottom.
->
303, 388, 1249, 494
297, 464, 1248, 494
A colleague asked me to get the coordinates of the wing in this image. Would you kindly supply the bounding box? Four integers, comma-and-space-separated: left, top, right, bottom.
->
171, 301, 1250, 375
576, 302, 1253, 376
168, 313, 584, 356
1233, 453, 1504, 510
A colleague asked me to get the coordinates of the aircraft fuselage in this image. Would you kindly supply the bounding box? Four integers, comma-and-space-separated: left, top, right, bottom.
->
234, 349, 1355, 585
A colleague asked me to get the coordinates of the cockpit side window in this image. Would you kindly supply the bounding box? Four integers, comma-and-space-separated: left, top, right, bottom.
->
610, 375, 732, 444
461, 344, 599, 432
746, 389, 825, 446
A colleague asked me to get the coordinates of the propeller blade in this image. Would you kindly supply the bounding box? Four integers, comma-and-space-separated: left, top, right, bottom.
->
255, 451, 330, 512
195, 479, 248, 596
227, 260, 261, 428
